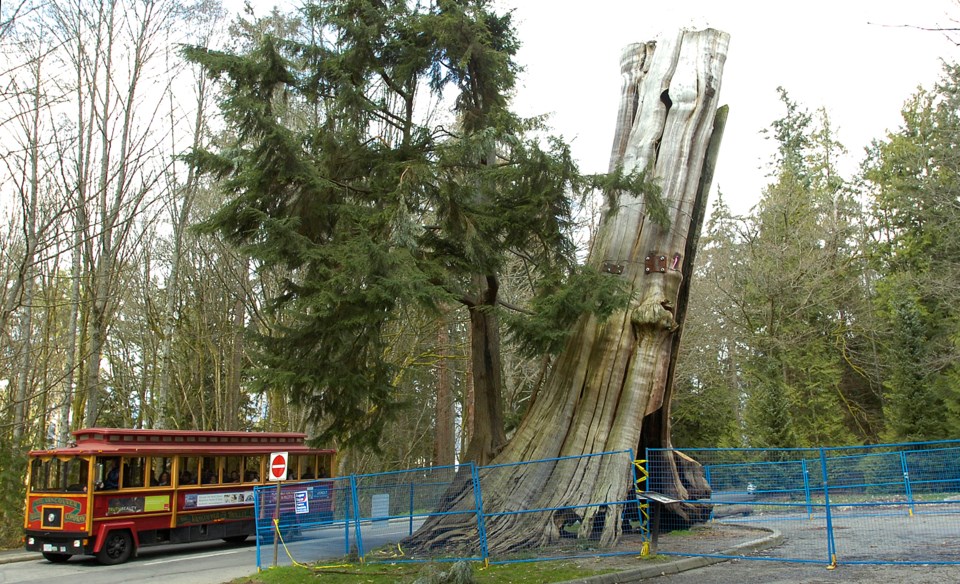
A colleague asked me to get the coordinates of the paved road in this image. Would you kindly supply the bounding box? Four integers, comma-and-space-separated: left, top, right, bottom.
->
0, 519, 423, 584
0, 540, 260, 584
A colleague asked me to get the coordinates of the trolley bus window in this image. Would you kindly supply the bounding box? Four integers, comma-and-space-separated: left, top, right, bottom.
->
290, 454, 317, 480
301, 461, 315, 480
96, 456, 120, 490
124, 456, 147, 488
29, 459, 49, 492
315, 454, 330, 478
289, 454, 303, 480
200, 456, 219, 484
150, 456, 173, 486
242, 456, 261, 483
223, 456, 242, 483
179, 456, 200, 486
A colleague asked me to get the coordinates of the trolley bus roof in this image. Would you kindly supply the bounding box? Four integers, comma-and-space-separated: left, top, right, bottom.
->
28, 427, 335, 457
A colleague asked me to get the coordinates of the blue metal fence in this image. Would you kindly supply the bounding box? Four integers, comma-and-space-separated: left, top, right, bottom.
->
252, 450, 642, 568
252, 441, 960, 569
648, 440, 960, 565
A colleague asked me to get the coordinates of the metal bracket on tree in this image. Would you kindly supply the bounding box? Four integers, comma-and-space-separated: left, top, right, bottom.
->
602, 261, 625, 275
644, 252, 682, 274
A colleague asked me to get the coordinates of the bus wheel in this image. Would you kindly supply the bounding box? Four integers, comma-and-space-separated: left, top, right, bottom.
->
42, 552, 71, 563
222, 535, 248, 544
97, 530, 133, 565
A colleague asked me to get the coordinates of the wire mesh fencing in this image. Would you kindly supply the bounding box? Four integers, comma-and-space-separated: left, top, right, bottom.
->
352, 464, 481, 563
252, 441, 960, 569
647, 440, 960, 566
252, 475, 354, 568
475, 450, 644, 564
252, 450, 645, 568
252, 464, 478, 568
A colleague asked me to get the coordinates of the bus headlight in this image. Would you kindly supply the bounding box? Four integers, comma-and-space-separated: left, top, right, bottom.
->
27, 537, 34, 545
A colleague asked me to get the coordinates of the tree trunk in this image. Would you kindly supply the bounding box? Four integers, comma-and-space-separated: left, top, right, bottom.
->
59, 219, 83, 446
407, 28, 729, 554
158, 56, 210, 428
434, 312, 456, 466
81, 0, 166, 426
461, 276, 508, 465
12, 50, 44, 449
225, 264, 247, 430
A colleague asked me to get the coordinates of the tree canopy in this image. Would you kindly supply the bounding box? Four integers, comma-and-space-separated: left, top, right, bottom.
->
183, 0, 653, 452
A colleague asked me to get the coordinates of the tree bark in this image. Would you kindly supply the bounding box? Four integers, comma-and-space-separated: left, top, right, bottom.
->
11, 49, 44, 449
407, 28, 729, 554
462, 275, 507, 465
434, 311, 456, 467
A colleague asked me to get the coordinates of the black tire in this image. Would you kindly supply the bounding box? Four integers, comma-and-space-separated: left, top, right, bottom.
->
96, 530, 133, 565
222, 535, 249, 544
42, 551, 71, 563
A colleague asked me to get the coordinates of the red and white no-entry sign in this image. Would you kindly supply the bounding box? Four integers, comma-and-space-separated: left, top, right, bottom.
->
269, 451, 288, 481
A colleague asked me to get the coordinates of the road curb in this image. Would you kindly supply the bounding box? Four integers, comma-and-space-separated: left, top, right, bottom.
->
0, 552, 39, 565
558, 525, 785, 584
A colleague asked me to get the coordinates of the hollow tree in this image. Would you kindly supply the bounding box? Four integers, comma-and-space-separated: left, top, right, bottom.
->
409, 28, 730, 553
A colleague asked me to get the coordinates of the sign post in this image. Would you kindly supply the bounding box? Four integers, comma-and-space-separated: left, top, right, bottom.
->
269, 452, 288, 567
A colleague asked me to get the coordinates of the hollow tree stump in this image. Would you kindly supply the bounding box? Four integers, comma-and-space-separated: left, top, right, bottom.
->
406, 28, 730, 555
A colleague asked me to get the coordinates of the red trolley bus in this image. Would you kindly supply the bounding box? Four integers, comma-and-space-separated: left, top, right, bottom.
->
24, 427, 335, 564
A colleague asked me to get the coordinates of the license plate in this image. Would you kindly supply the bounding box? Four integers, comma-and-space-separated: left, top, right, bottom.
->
42, 544, 65, 552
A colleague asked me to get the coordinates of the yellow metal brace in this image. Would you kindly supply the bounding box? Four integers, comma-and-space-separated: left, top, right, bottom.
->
633, 460, 651, 557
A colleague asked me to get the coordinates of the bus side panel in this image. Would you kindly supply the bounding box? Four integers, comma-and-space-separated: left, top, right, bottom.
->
174, 506, 256, 527
174, 486, 257, 540
92, 491, 173, 519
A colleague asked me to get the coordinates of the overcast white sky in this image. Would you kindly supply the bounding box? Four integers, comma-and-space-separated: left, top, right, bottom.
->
232, 1, 959, 215
505, 1, 959, 214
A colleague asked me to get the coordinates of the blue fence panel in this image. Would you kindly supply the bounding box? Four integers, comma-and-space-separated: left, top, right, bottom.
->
476, 450, 642, 564
650, 441, 960, 566
905, 447, 960, 497
649, 447, 833, 563
253, 476, 353, 569
352, 464, 480, 563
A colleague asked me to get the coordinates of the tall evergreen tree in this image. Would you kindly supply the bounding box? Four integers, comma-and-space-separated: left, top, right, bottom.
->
864, 63, 960, 441
738, 90, 871, 447
671, 193, 743, 447
183, 0, 645, 454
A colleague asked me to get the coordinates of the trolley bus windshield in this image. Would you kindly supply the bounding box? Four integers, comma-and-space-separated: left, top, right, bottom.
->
29, 457, 90, 493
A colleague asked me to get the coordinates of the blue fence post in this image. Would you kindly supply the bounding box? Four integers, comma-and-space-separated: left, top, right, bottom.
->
900, 451, 915, 516
819, 448, 837, 567
349, 475, 365, 559
470, 462, 489, 563
802, 458, 812, 519
409, 481, 415, 535
703, 463, 716, 522
343, 481, 351, 556
254, 486, 263, 569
